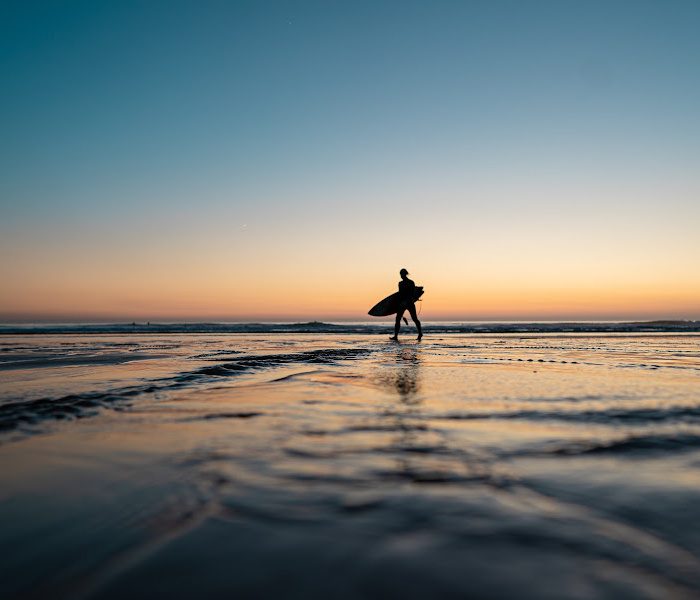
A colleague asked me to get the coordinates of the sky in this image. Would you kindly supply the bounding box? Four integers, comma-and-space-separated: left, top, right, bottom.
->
1, 0, 699, 322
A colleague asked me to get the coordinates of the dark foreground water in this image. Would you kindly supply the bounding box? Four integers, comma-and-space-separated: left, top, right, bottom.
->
1, 333, 700, 598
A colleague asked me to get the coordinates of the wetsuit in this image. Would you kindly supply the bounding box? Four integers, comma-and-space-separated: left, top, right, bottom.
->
394, 277, 422, 338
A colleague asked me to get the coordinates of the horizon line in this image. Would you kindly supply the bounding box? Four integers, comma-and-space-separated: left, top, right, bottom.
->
2, 317, 699, 325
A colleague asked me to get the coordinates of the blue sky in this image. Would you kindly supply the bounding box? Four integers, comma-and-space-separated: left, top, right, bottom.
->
1, 1, 699, 320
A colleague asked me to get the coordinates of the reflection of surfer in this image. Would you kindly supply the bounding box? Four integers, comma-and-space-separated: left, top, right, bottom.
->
390, 268, 423, 342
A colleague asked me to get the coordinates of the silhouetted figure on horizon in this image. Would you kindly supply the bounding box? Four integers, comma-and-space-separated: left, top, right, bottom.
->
390, 268, 423, 342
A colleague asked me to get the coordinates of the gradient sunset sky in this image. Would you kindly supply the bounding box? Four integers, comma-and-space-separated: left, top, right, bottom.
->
1, 1, 699, 321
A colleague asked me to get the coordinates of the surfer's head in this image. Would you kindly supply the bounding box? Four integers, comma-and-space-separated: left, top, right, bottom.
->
400, 268, 408, 278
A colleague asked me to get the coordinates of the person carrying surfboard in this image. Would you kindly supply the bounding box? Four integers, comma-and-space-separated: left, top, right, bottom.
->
390, 268, 423, 341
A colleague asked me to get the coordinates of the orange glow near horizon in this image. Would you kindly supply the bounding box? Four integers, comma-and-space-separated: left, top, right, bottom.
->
2, 173, 698, 323
2, 254, 698, 322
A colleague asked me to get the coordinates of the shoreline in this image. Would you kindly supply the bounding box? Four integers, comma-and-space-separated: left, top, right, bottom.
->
1, 320, 699, 335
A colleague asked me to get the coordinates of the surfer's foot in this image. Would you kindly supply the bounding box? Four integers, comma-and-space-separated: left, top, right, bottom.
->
417, 334, 423, 341
389, 336, 398, 341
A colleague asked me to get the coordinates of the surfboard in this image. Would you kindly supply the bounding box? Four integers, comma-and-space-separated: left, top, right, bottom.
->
368, 287, 424, 317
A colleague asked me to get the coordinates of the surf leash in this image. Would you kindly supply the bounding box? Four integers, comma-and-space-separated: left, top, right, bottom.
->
404, 297, 423, 326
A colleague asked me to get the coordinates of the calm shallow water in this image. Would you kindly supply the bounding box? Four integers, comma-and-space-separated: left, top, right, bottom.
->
1, 333, 700, 598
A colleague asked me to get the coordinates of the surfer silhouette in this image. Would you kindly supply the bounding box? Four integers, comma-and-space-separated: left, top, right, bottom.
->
390, 268, 423, 341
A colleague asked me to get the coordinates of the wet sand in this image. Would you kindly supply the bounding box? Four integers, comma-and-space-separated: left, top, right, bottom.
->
1, 333, 700, 598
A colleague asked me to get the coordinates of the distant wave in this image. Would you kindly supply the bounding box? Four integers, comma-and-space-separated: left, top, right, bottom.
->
1, 320, 699, 335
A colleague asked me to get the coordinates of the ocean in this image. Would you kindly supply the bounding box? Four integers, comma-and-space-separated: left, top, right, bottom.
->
1, 327, 699, 598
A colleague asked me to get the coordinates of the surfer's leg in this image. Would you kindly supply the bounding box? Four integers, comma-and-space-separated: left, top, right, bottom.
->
408, 304, 422, 339
392, 309, 405, 339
